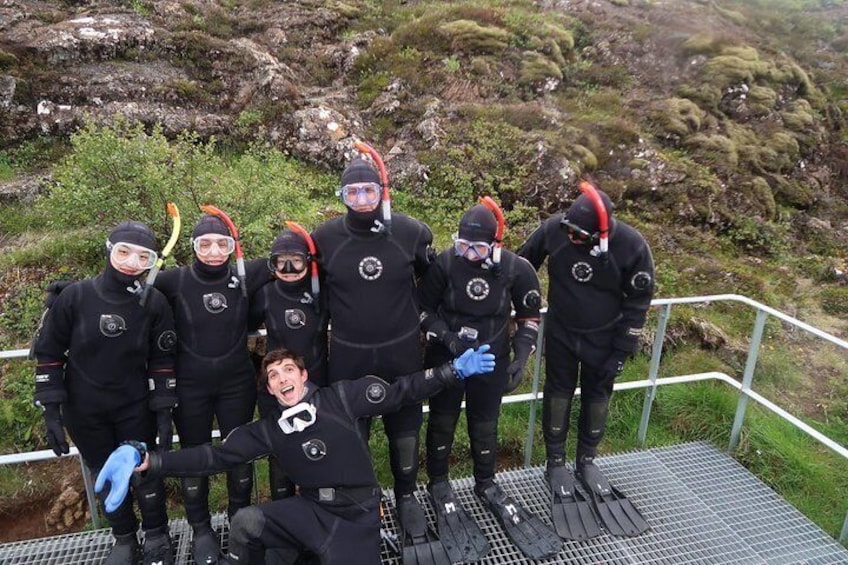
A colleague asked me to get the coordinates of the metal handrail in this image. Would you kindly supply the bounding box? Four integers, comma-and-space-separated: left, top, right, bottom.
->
1, 294, 847, 542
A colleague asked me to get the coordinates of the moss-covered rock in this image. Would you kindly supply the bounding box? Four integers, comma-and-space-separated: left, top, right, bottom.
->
747, 85, 777, 115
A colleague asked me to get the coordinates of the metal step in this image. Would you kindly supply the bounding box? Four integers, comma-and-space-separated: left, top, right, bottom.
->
1, 442, 845, 564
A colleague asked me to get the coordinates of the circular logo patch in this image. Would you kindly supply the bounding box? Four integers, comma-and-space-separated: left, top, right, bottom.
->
631, 271, 653, 291
358, 256, 383, 281
571, 262, 593, 283
523, 289, 541, 309
99, 314, 127, 338
365, 382, 387, 404
158, 330, 177, 352
302, 439, 327, 461
285, 308, 306, 329
203, 292, 228, 314
465, 278, 490, 301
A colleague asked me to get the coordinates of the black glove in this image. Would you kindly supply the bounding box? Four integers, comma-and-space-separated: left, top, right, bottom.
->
505, 345, 535, 393
155, 409, 173, 452
442, 331, 479, 356
40, 402, 69, 456
504, 322, 538, 393
600, 349, 630, 383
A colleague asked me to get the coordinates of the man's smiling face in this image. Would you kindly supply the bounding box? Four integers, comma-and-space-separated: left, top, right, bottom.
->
265, 358, 309, 407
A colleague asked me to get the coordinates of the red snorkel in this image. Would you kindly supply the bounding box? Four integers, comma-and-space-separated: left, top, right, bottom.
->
578, 179, 610, 262
479, 195, 505, 270
353, 140, 392, 235
284, 220, 320, 312
200, 204, 247, 297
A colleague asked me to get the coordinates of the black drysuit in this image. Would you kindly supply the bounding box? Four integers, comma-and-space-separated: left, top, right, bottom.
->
154, 258, 270, 523
145, 365, 460, 565
419, 250, 541, 486
518, 215, 654, 462
249, 276, 329, 499
311, 211, 433, 496
33, 271, 177, 536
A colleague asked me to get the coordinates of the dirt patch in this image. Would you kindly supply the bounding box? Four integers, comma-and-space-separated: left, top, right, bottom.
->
0, 457, 89, 544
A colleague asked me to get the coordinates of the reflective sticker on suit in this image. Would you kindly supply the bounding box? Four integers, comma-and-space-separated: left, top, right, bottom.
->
302, 439, 327, 461
358, 256, 383, 281
99, 314, 127, 337
631, 271, 653, 291
366, 382, 386, 404
285, 308, 306, 329
466, 277, 490, 301
571, 262, 593, 283
203, 292, 228, 314
158, 330, 177, 352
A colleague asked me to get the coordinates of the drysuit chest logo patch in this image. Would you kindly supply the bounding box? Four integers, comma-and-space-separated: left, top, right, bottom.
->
203, 292, 228, 314
302, 439, 327, 461
571, 262, 593, 283
285, 308, 306, 329
466, 278, 490, 301
99, 314, 127, 337
358, 256, 383, 281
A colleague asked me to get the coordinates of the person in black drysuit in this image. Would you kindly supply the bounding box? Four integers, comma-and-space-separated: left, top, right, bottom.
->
249, 228, 329, 501
311, 157, 435, 532
95, 346, 496, 565
154, 214, 272, 565
420, 203, 542, 506
517, 186, 654, 489
32, 221, 178, 565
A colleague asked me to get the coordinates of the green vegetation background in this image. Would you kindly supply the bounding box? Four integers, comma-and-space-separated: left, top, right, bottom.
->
0, 0, 847, 546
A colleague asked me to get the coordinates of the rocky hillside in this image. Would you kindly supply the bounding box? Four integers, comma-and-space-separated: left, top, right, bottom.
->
2, 0, 848, 299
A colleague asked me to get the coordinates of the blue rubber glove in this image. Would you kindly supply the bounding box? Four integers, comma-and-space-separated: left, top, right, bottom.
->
95, 444, 144, 513
453, 344, 496, 380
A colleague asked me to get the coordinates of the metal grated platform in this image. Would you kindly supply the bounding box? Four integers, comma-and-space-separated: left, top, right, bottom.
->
1, 442, 846, 564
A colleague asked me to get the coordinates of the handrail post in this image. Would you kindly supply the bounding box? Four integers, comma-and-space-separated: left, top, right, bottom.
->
638, 303, 672, 445
841, 510, 848, 545
79, 453, 100, 529
728, 308, 768, 452
523, 314, 546, 468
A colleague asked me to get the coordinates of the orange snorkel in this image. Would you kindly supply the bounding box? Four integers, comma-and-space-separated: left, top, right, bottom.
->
284, 220, 320, 312
578, 179, 610, 262
479, 195, 505, 272
353, 140, 391, 235
200, 204, 247, 297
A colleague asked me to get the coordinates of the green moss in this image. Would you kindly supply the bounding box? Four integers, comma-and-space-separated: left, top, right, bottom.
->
438, 19, 511, 53
747, 85, 777, 114
519, 51, 563, 86
720, 45, 760, 62
682, 33, 724, 56
567, 144, 598, 170
769, 174, 816, 208
610, 0, 629, 6
677, 84, 722, 110
820, 287, 848, 316
684, 134, 739, 170
0, 49, 18, 70
651, 97, 704, 138
703, 55, 766, 88
357, 72, 391, 108
781, 99, 815, 132
714, 4, 747, 25
740, 176, 777, 219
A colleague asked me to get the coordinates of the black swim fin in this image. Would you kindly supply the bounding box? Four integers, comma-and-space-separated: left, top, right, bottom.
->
546, 464, 601, 541
428, 481, 489, 563
396, 493, 452, 565
477, 483, 562, 560
577, 461, 649, 537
